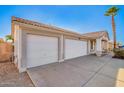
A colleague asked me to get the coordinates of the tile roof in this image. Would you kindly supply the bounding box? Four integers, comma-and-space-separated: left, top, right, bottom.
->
12, 16, 87, 38
82, 31, 109, 39
12, 16, 109, 40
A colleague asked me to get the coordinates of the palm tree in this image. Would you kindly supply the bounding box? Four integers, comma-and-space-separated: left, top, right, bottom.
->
5, 35, 13, 42
104, 6, 119, 48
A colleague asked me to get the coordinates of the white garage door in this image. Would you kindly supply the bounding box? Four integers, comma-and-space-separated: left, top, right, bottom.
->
65, 39, 87, 59
27, 35, 58, 68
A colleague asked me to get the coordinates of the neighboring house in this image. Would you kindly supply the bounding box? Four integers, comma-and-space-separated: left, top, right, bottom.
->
11, 16, 109, 73
82, 31, 110, 56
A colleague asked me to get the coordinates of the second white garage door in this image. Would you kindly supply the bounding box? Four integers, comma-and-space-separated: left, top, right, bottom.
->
27, 35, 58, 68
65, 39, 87, 59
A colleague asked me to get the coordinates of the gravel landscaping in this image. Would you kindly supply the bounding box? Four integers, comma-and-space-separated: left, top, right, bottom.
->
0, 61, 34, 87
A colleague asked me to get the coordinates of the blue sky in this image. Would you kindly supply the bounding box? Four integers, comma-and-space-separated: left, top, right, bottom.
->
0, 5, 124, 44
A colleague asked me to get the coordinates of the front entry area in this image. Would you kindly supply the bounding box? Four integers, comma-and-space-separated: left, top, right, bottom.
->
89, 40, 96, 54
26, 35, 58, 68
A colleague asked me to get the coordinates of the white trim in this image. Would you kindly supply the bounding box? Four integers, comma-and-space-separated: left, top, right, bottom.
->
96, 38, 102, 51
17, 28, 22, 71
59, 35, 64, 62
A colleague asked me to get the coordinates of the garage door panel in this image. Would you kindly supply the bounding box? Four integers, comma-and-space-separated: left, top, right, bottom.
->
27, 35, 58, 68
65, 39, 87, 59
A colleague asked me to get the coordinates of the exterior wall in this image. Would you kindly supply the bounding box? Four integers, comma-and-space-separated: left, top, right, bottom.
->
13, 21, 111, 72
13, 24, 26, 72
19, 28, 61, 72
14, 25, 25, 72
14, 25, 21, 69
13, 25, 88, 73
88, 40, 90, 54
14, 25, 19, 65
96, 38, 102, 56
87, 40, 91, 54
101, 35, 109, 51
88, 40, 96, 54
87, 32, 109, 56
101, 40, 108, 50
58, 35, 64, 62
96, 37, 109, 56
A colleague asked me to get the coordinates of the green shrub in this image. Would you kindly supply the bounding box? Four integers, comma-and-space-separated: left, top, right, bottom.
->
113, 48, 124, 59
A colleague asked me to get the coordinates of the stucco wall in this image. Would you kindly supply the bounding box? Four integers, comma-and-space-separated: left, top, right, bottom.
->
13, 25, 88, 72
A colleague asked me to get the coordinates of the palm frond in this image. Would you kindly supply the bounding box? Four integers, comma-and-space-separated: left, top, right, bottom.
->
104, 6, 119, 16
5, 35, 13, 42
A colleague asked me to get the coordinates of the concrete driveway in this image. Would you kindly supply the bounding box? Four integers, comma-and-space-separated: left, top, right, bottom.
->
27, 55, 124, 87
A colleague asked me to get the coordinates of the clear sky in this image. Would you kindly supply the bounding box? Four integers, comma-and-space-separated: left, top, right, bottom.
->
0, 5, 123, 44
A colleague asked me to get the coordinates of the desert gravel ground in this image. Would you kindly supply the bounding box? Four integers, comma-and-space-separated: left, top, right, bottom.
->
0, 61, 34, 87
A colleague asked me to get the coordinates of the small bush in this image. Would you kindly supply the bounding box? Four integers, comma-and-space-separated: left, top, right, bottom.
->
113, 48, 124, 59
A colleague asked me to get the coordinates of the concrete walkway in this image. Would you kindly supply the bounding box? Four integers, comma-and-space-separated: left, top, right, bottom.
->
27, 55, 124, 87
0, 62, 34, 87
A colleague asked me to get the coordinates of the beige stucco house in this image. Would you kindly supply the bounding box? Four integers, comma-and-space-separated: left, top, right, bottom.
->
11, 16, 110, 73
82, 31, 110, 56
